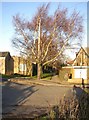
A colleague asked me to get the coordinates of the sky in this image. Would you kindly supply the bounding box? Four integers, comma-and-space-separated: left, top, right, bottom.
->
0, 1, 87, 57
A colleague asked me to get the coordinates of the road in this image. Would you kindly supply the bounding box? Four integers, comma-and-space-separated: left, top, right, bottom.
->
2, 81, 81, 119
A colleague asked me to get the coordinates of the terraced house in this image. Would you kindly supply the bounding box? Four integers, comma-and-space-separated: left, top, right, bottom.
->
12, 56, 27, 75
0, 52, 28, 75
0, 52, 14, 75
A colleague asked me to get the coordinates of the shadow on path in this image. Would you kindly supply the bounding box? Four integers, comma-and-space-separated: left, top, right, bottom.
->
2, 81, 38, 114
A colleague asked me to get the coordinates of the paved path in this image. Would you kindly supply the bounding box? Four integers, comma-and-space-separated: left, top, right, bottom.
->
9, 77, 74, 87
2, 76, 86, 119
2, 81, 73, 119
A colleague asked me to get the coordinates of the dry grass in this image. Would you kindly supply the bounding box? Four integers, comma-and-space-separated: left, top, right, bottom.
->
47, 91, 89, 120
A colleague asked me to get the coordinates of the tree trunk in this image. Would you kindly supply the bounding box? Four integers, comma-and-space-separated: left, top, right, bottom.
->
37, 18, 41, 80
37, 63, 42, 80
30, 64, 33, 77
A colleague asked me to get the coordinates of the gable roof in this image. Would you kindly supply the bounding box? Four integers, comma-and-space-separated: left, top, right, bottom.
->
72, 47, 89, 65
0, 52, 10, 57
84, 47, 89, 55
76, 47, 89, 58
66, 60, 74, 65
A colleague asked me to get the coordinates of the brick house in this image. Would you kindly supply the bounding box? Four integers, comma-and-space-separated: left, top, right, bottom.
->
0, 51, 33, 75
71, 47, 89, 79
65, 47, 89, 84
0, 52, 14, 75
12, 56, 27, 75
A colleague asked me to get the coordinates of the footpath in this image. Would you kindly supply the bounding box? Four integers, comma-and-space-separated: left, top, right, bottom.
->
2, 76, 86, 119
8, 75, 75, 88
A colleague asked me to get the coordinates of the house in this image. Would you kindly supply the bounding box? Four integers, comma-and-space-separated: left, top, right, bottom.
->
0, 51, 34, 76
59, 47, 89, 84
0, 52, 14, 75
12, 56, 27, 75
71, 47, 89, 78
67, 47, 89, 84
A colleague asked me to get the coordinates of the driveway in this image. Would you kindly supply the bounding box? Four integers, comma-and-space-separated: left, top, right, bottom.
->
2, 81, 78, 119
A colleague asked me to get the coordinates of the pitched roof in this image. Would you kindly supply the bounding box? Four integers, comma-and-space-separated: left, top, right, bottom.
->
0, 52, 10, 57
75, 47, 89, 58
72, 47, 89, 65
66, 60, 74, 65
84, 47, 89, 55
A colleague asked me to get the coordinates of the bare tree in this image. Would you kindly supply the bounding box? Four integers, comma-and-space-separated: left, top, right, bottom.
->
12, 3, 83, 80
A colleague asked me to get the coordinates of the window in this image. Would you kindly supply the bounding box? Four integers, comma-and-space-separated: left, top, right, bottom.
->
19, 64, 23, 71
84, 53, 86, 59
23, 64, 26, 71
19, 64, 26, 71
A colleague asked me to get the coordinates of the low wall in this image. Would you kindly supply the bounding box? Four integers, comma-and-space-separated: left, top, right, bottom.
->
68, 78, 88, 84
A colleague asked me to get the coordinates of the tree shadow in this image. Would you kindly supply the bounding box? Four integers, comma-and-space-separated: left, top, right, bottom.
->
2, 81, 38, 114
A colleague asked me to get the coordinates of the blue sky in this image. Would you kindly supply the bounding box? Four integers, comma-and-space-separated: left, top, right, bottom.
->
0, 2, 87, 56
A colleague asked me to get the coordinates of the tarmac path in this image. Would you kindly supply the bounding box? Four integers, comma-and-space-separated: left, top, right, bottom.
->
2, 81, 73, 119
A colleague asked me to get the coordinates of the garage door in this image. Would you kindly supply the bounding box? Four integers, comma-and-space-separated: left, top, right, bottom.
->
74, 69, 87, 79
